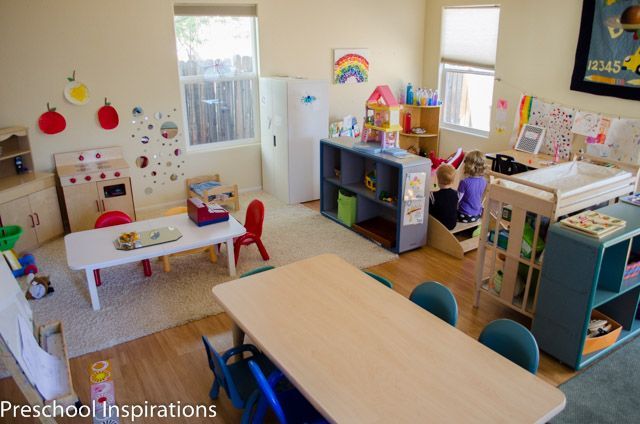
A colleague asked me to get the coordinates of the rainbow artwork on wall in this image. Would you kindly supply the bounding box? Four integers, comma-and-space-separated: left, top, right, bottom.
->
333, 49, 369, 85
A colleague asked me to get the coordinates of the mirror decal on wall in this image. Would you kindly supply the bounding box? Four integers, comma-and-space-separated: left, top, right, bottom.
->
144, 187, 153, 195
132, 106, 144, 117
135, 156, 149, 168
154, 112, 163, 120
141, 136, 150, 144
160, 121, 178, 139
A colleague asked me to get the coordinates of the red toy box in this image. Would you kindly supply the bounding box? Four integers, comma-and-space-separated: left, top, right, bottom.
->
187, 197, 229, 227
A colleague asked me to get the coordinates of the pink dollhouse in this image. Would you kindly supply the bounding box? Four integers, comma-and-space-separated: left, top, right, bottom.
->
361, 85, 402, 150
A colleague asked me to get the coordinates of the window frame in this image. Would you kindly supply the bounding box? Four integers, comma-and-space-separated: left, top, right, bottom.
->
174, 15, 261, 152
439, 62, 495, 138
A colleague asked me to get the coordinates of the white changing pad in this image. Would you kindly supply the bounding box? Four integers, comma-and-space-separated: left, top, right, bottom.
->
497, 161, 632, 200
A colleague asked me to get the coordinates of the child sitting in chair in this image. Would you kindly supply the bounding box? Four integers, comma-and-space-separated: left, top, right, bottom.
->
457, 150, 487, 224
429, 163, 458, 230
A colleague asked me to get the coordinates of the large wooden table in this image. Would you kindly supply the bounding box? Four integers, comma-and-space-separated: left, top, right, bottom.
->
212, 254, 566, 423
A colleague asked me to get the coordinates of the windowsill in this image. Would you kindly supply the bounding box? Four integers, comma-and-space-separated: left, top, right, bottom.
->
186, 139, 261, 154
440, 123, 489, 139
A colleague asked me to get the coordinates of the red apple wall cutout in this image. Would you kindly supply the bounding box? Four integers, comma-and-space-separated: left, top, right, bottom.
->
98, 97, 119, 130
38, 103, 66, 135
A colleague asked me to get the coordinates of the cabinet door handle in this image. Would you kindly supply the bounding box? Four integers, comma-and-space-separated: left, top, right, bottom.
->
273, 135, 276, 147
102, 200, 106, 211
29, 214, 35, 228
96, 200, 101, 212
34, 213, 40, 226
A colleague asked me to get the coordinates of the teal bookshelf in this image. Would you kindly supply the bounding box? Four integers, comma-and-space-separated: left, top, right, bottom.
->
532, 202, 640, 370
320, 137, 430, 253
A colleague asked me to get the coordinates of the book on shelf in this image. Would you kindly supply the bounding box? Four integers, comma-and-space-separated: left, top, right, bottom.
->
620, 193, 640, 207
560, 211, 626, 238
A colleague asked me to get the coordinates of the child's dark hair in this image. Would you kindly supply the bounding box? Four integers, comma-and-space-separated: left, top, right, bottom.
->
464, 150, 486, 177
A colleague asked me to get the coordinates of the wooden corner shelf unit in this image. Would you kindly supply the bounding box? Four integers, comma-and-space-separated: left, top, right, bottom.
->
399, 104, 440, 156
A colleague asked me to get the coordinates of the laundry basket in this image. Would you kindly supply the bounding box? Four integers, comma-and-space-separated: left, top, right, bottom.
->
0, 226, 23, 251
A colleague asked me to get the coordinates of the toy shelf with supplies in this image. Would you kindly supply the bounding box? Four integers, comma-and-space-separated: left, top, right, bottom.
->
399, 105, 440, 156
320, 137, 430, 253
531, 202, 640, 370
474, 157, 640, 318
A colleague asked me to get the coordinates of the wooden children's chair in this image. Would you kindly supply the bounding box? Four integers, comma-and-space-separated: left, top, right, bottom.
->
187, 174, 240, 211
160, 206, 217, 272
94, 211, 152, 286
234, 199, 269, 266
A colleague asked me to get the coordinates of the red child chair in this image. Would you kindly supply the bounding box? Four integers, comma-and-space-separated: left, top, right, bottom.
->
93, 211, 152, 286
234, 199, 269, 266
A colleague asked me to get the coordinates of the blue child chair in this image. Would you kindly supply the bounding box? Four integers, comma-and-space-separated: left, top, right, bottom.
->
202, 337, 276, 423
247, 360, 327, 424
478, 319, 540, 374
364, 271, 393, 288
409, 281, 458, 326
241, 265, 275, 278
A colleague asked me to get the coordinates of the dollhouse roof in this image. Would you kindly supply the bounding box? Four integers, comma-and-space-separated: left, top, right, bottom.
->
367, 85, 399, 107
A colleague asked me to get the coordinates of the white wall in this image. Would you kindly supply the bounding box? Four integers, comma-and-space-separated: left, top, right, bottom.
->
0, 0, 426, 209
423, 0, 640, 156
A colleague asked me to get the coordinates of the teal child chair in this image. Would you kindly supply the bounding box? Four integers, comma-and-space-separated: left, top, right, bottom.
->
247, 360, 327, 424
240, 266, 275, 278
364, 271, 393, 288
202, 337, 276, 423
409, 281, 458, 326
478, 319, 540, 374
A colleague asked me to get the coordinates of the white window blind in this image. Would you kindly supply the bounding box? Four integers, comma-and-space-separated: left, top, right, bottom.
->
441, 6, 500, 68
174, 4, 256, 17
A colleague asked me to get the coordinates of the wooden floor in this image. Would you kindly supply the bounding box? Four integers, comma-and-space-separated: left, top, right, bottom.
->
0, 200, 577, 423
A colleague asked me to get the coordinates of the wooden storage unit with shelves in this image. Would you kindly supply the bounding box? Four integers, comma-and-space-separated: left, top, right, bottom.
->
399, 105, 440, 156
320, 137, 430, 253
532, 202, 640, 370
0, 127, 63, 253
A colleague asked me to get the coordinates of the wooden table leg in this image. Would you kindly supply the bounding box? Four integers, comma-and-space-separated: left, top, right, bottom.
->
85, 268, 101, 311
226, 238, 236, 276
231, 322, 245, 347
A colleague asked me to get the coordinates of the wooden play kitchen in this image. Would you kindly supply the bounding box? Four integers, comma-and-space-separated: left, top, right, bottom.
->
0, 126, 63, 253
55, 147, 135, 232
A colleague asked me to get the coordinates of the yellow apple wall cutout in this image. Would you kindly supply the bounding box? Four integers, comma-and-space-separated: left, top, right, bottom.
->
63, 70, 90, 105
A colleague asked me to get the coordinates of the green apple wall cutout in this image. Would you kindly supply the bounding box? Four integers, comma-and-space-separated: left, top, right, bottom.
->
38, 103, 66, 135
98, 98, 119, 130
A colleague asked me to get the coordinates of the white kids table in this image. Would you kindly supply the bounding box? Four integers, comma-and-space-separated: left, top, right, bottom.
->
65, 214, 245, 310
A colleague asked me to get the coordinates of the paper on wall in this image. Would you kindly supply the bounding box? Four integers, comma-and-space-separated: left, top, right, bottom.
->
607, 118, 640, 165
571, 111, 601, 137
586, 117, 611, 145
18, 315, 68, 400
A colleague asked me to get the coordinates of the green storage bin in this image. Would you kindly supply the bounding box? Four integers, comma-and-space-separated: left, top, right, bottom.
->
337, 189, 357, 227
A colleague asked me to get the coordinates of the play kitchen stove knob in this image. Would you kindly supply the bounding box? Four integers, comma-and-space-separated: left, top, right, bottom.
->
78, 155, 84, 161
70, 177, 77, 184
100, 173, 106, 179
114, 171, 121, 177
85, 175, 92, 181
96, 153, 101, 159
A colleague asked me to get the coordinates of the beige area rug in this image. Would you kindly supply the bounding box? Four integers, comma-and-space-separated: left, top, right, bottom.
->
22, 192, 397, 360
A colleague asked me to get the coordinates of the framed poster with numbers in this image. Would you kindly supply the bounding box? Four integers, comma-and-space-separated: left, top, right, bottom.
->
571, 0, 640, 101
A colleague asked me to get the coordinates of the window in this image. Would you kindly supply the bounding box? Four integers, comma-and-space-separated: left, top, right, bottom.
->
440, 6, 500, 136
173, 5, 259, 149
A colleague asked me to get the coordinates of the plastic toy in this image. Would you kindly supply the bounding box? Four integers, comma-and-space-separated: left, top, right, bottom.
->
25, 274, 54, 300
365, 170, 376, 191
361, 85, 402, 150
379, 191, 396, 203
428, 148, 465, 171
11, 253, 38, 277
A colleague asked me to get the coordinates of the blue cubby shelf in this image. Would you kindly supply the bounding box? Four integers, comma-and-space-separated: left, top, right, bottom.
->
319, 137, 430, 254
532, 202, 640, 370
